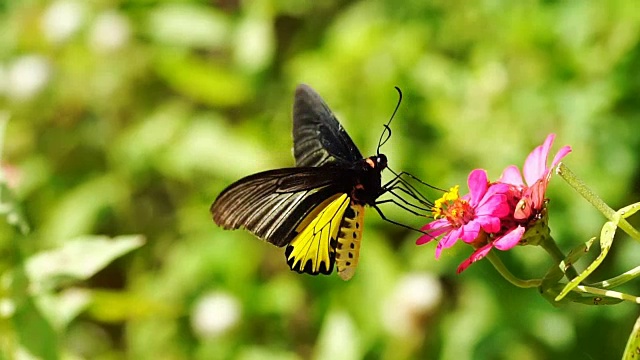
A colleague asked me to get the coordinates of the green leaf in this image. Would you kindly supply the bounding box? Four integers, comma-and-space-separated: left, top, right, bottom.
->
25, 235, 145, 292
0, 112, 30, 235
154, 51, 253, 107
12, 293, 60, 360
0, 182, 30, 235
555, 202, 640, 302
86, 289, 179, 323
562, 236, 597, 271
555, 217, 618, 301
623, 314, 640, 360
11, 262, 59, 360
618, 202, 640, 218
40, 175, 129, 244
542, 284, 623, 306
541, 237, 595, 294
33, 288, 91, 331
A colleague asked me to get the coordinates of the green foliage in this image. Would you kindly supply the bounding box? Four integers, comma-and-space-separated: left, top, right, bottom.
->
624, 315, 640, 360
1, 0, 640, 359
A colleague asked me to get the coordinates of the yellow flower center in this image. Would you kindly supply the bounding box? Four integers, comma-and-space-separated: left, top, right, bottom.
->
432, 185, 474, 227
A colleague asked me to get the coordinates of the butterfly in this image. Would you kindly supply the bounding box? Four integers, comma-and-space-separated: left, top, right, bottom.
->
210, 84, 430, 280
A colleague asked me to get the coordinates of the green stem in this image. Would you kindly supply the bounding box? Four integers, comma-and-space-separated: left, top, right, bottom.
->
486, 251, 541, 288
588, 265, 640, 289
556, 163, 640, 241
539, 235, 579, 280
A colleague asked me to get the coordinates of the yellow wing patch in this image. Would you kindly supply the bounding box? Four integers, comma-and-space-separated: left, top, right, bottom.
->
336, 204, 365, 281
285, 193, 349, 275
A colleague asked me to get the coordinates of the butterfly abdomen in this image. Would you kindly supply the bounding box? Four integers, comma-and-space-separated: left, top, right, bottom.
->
336, 204, 365, 280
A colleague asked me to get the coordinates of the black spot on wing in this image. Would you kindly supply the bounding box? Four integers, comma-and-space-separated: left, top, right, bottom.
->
344, 206, 356, 219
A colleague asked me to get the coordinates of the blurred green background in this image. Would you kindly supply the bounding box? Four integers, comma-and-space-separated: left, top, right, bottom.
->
2, 0, 640, 359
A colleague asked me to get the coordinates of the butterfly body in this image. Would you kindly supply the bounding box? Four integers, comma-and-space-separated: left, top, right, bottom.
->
211, 84, 388, 280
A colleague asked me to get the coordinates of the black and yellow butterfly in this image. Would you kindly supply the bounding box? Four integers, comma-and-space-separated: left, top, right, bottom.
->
211, 84, 428, 280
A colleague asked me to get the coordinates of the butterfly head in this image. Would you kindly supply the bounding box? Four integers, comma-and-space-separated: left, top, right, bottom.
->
366, 154, 387, 171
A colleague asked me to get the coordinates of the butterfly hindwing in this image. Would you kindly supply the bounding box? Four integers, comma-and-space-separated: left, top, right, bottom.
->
293, 84, 363, 167
285, 193, 350, 275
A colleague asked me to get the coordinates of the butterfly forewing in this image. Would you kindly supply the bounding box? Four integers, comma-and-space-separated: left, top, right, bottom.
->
293, 84, 363, 167
211, 167, 354, 247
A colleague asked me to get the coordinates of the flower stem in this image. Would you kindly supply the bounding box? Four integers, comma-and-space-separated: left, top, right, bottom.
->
539, 235, 579, 280
486, 251, 541, 288
556, 163, 640, 241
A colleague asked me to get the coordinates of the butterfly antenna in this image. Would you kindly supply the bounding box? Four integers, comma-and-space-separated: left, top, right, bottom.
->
376, 86, 403, 155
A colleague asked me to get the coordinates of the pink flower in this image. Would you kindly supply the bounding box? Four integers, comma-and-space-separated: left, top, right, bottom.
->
456, 134, 571, 272
418, 133, 571, 273
417, 169, 510, 258
498, 133, 571, 220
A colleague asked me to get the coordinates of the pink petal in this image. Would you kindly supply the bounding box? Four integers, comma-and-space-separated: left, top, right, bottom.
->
460, 221, 481, 243
421, 218, 450, 232
439, 228, 463, 250
457, 243, 494, 273
529, 179, 547, 210
476, 215, 501, 233
475, 184, 505, 209
493, 226, 525, 250
416, 233, 435, 245
487, 182, 511, 195
467, 169, 489, 207
435, 230, 460, 258
476, 193, 509, 218
549, 145, 572, 172
497, 165, 524, 187
523, 134, 555, 186
435, 243, 443, 258
417, 221, 451, 245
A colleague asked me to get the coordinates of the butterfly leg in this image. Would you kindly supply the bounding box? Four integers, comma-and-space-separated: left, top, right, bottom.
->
388, 170, 444, 191
384, 183, 432, 212
371, 204, 428, 234
383, 169, 436, 206
375, 198, 426, 217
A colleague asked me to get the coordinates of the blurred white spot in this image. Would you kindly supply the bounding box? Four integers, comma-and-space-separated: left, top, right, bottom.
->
534, 313, 575, 350
89, 11, 131, 53
41, 0, 87, 43
315, 310, 360, 360
234, 16, 274, 72
191, 291, 241, 339
147, 4, 230, 48
381, 272, 442, 337
478, 61, 508, 96
7, 55, 51, 101
0, 298, 15, 317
